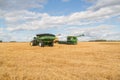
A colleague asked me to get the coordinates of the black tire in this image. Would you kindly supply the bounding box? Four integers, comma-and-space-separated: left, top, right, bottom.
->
39, 41, 44, 47
30, 40, 37, 46
30, 41, 35, 46
49, 42, 54, 47
30, 42, 33, 46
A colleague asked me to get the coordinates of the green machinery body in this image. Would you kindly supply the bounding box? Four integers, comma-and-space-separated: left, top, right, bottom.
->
67, 36, 78, 44
30, 33, 56, 47
58, 36, 78, 45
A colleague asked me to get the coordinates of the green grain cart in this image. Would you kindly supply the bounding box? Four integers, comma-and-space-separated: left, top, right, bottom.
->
30, 33, 56, 47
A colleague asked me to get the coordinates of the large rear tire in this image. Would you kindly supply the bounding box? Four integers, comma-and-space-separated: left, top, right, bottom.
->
49, 42, 54, 47
30, 40, 37, 46
39, 41, 44, 47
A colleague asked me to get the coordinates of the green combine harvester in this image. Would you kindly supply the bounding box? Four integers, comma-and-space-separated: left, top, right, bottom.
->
30, 33, 56, 47
58, 34, 84, 45
67, 36, 78, 44
58, 36, 78, 45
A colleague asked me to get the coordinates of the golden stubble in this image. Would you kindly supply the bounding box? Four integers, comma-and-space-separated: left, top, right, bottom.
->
0, 42, 120, 80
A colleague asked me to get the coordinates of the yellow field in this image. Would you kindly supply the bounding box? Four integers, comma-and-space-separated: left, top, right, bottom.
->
0, 42, 120, 80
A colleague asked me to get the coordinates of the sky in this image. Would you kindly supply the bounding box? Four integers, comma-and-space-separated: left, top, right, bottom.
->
0, 0, 120, 42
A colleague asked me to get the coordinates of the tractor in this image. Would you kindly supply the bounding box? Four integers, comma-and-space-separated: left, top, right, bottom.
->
30, 33, 56, 47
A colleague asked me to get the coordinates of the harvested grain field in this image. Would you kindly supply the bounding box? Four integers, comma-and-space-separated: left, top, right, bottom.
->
0, 42, 120, 80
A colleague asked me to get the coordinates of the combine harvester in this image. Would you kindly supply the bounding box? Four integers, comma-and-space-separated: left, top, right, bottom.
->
58, 34, 84, 45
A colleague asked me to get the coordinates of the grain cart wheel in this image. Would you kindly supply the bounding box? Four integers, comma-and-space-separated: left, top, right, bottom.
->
49, 42, 54, 47
39, 41, 44, 47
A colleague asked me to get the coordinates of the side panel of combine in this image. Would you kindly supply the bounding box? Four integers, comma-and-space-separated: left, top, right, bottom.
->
67, 36, 78, 44
58, 36, 78, 45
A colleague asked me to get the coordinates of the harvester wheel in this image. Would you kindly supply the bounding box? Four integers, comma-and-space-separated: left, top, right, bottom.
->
39, 41, 44, 47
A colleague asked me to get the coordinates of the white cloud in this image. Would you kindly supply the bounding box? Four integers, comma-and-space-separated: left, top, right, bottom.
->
0, 9, 5, 18
0, 31, 12, 41
66, 25, 120, 41
4, 4, 120, 31
1, 24, 120, 42
62, 0, 70, 2
0, 28, 11, 41
86, 0, 96, 2
0, 28, 34, 42
0, 0, 120, 41
0, 0, 119, 31
0, 0, 46, 11
0, 28, 3, 34
4, 10, 48, 23
88, 0, 120, 10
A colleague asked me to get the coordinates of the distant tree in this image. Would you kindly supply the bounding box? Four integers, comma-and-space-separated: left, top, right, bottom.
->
89, 40, 107, 42
10, 41, 16, 42
95, 40, 107, 42
0, 40, 2, 42
76, 34, 85, 37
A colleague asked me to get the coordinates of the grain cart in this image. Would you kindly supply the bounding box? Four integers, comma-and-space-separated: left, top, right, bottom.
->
30, 33, 56, 47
